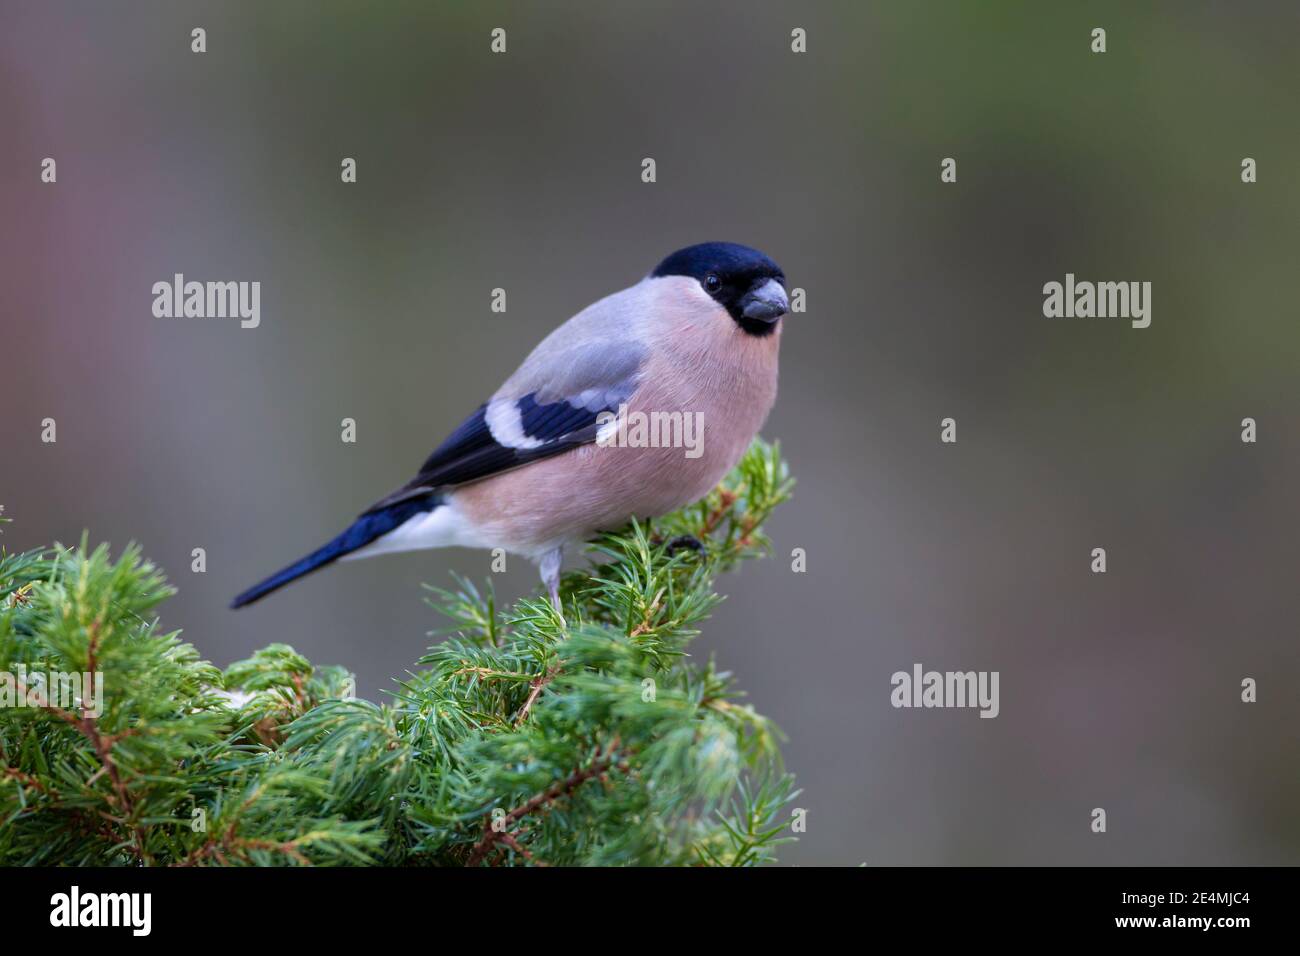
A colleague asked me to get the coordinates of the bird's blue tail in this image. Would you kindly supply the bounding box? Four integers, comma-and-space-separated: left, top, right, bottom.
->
230, 494, 441, 608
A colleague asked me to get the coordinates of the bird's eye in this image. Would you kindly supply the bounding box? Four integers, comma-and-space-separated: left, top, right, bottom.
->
704, 274, 721, 293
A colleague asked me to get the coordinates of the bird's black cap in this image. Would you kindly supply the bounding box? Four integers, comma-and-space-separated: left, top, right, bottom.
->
651, 241, 783, 284
651, 242, 788, 336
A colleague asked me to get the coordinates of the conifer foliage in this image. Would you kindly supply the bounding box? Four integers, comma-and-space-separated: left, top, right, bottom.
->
0, 441, 798, 866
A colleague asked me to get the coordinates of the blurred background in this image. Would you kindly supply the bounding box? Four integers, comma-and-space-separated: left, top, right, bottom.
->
2, 1, 1297, 865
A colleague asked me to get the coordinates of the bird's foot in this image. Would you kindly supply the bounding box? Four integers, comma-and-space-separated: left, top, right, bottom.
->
665, 534, 705, 557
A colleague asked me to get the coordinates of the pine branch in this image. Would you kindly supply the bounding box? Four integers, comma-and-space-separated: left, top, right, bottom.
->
0, 438, 800, 866
466, 738, 631, 866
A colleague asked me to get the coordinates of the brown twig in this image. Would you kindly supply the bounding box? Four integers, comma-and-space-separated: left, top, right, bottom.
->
465, 739, 629, 866
498, 831, 546, 866
16, 620, 150, 862
176, 835, 312, 867
2, 762, 131, 843
7, 582, 34, 607
512, 665, 558, 728
453, 665, 531, 681
628, 589, 664, 638
698, 487, 739, 538
2, 766, 58, 798
175, 781, 315, 867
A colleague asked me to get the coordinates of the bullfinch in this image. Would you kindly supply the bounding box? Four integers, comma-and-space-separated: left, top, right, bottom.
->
231, 241, 790, 610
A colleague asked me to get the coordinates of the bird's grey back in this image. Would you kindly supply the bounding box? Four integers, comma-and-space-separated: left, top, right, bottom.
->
494, 282, 649, 406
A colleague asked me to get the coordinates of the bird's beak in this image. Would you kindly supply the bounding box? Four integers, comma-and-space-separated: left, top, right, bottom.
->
739, 278, 789, 322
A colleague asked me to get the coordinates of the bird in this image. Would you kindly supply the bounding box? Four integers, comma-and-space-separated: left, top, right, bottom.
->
231, 241, 790, 611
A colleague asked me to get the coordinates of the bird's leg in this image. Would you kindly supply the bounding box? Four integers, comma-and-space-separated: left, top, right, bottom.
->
539, 547, 564, 616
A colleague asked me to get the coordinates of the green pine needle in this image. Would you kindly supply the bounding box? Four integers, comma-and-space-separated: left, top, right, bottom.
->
0, 439, 797, 866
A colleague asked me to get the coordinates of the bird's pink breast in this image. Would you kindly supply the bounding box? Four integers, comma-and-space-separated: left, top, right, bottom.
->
454, 298, 780, 557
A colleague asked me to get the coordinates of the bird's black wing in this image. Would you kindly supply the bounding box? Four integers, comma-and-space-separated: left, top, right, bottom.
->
361, 340, 645, 515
